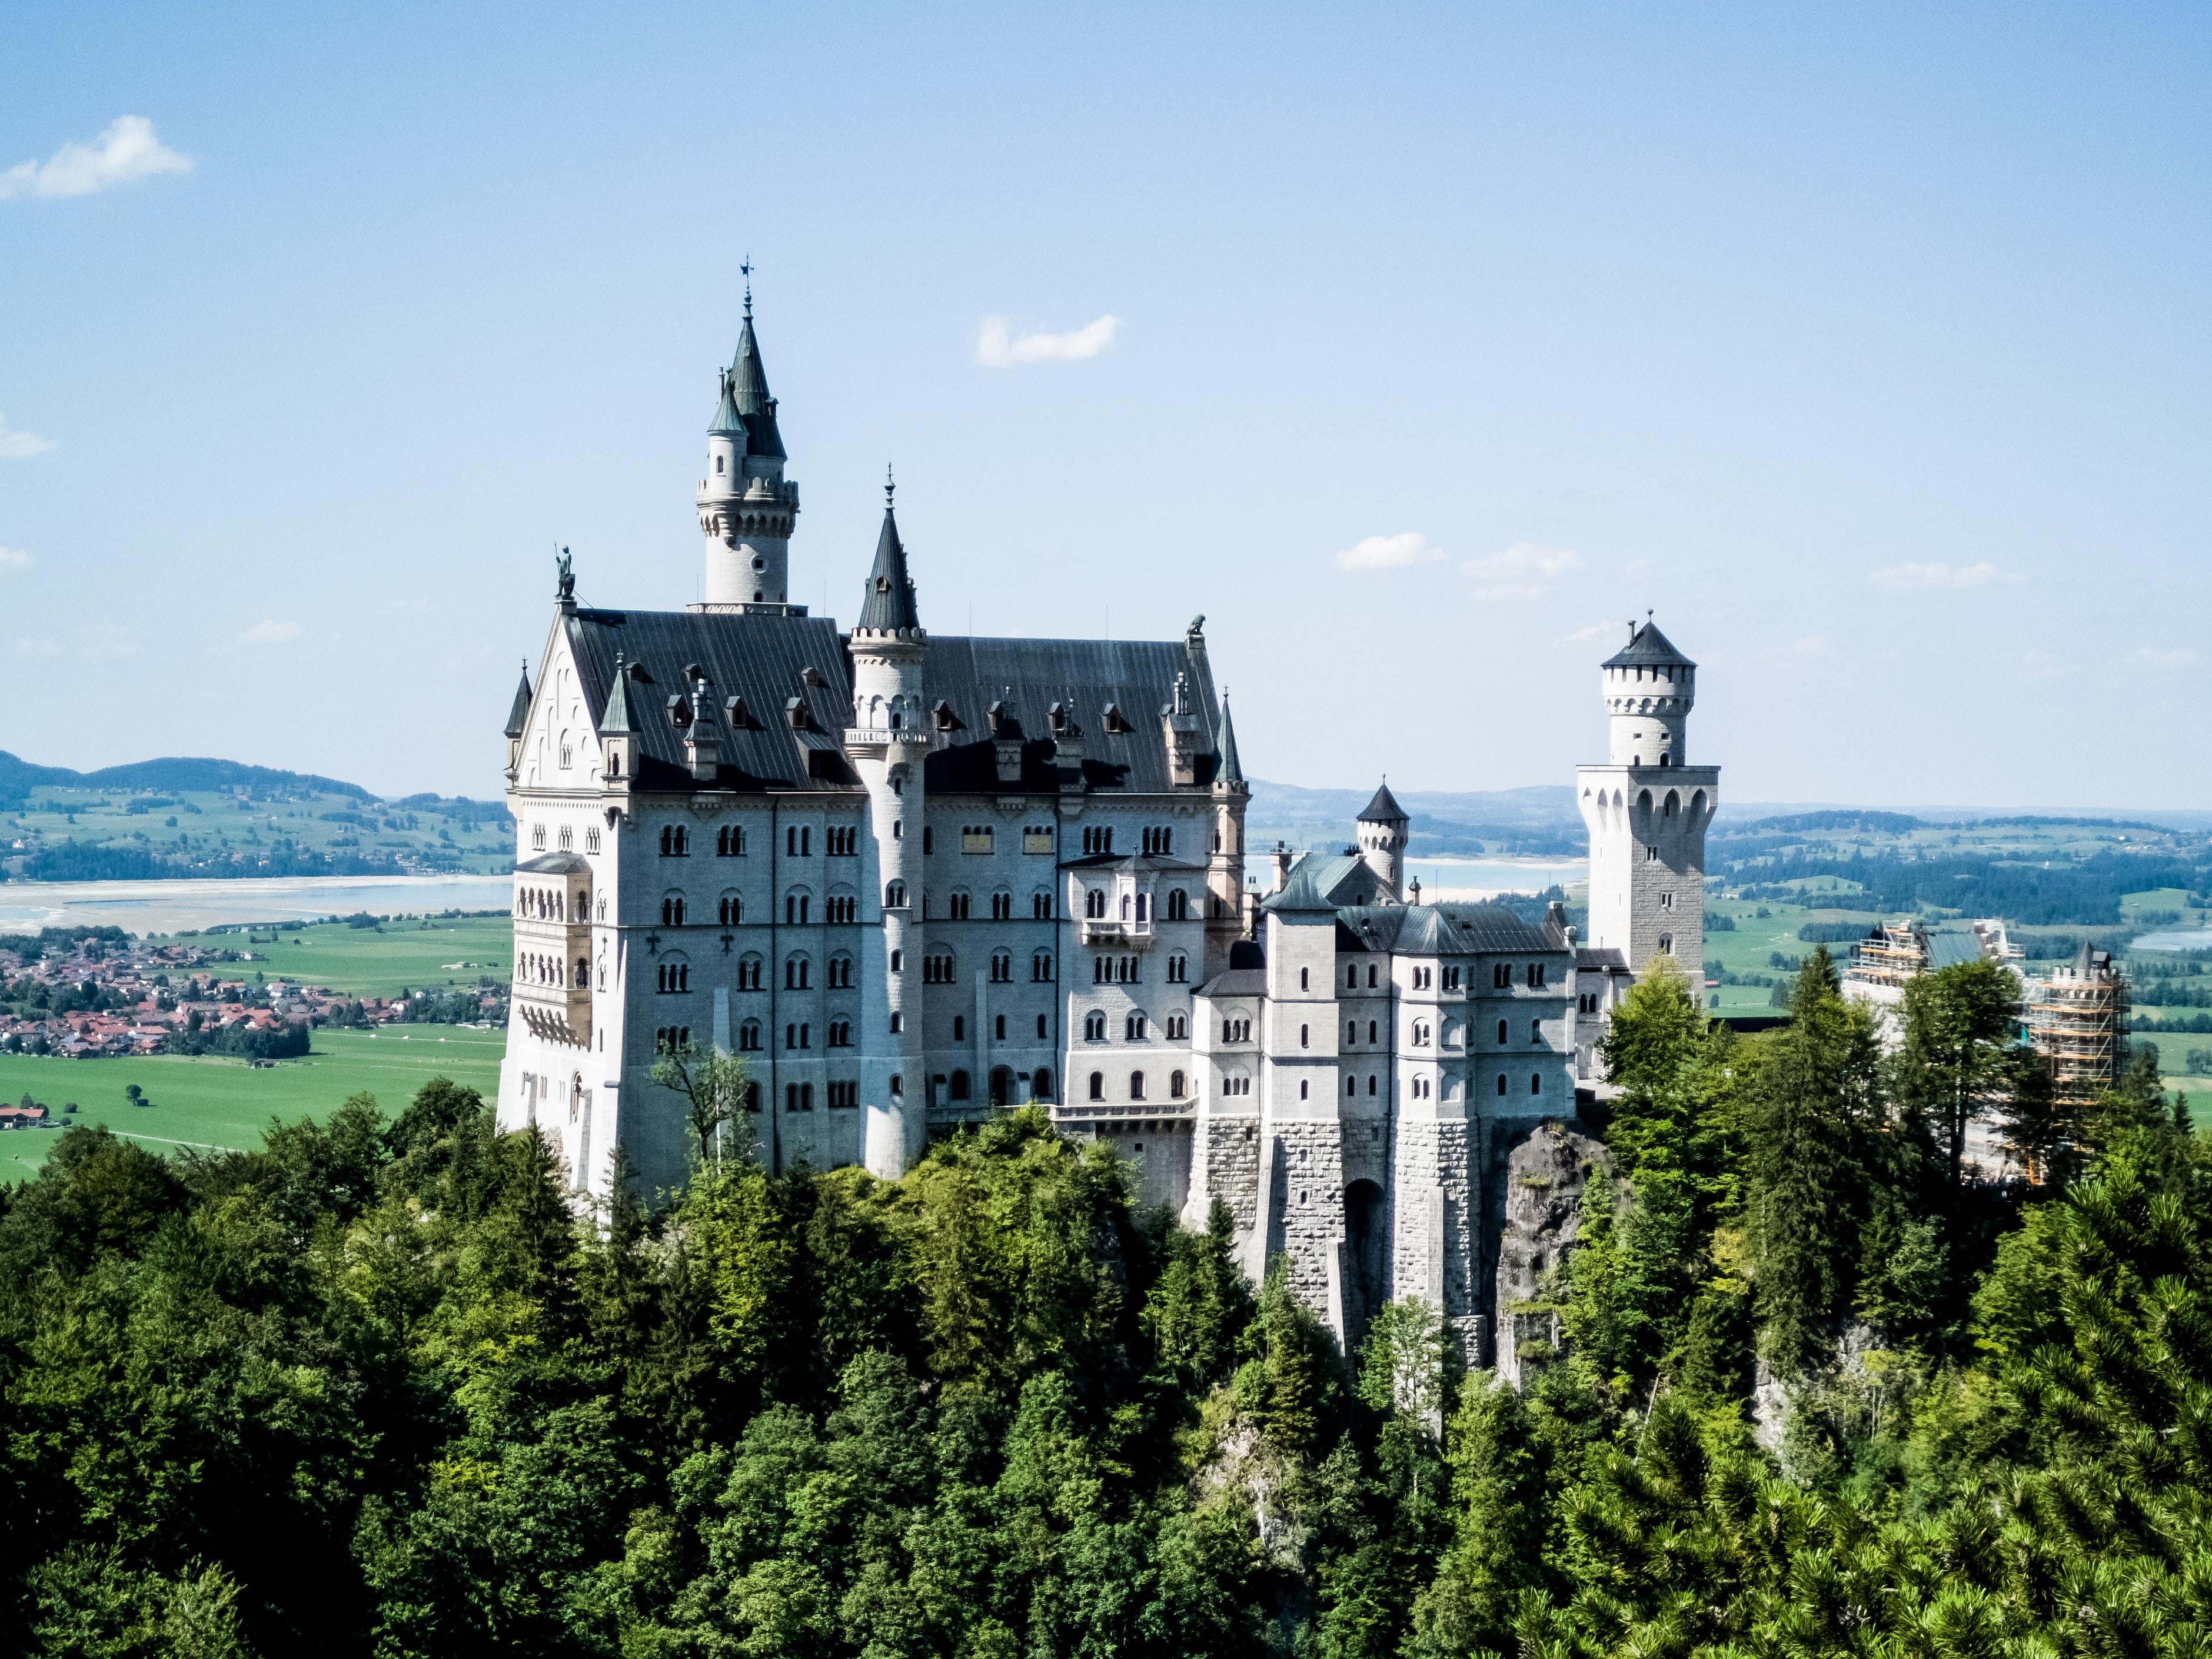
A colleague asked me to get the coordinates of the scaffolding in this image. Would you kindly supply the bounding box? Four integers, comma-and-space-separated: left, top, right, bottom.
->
1847, 919, 1928, 995
2023, 943, 2129, 1102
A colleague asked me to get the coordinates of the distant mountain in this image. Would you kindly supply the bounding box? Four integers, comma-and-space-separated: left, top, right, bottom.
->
0, 750, 373, 802
1246, 779, 1584, 857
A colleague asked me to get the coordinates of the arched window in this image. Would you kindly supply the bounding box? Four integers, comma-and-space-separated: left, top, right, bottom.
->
1498, 1020, 1509, 1044
1299, 1023, 1309, 1048
1129, 1071, 1146, 1101
1496, 1073, 1508, 1096
1033, 1068, 1053, 1102
949, 890, 970, 920
660, 895, 686, 927
884, 879, 906, 909
1170, 1070, 1185, 1099
737, 955, 763, 990
1085, 888, 1106, 919
1369, 1020, 1378, 1043
828, 954, 853, 988
1167, 953, 1188, 983
786, 891, 811, 925
1084, 1010, 1106, 1042
1531, 1019, 1543, 1043
784, 955, 811, 989
573, 957, 588, 988
1166, 887, 1189, 920
1032, 950, 1054, 982
949, 1070, 970, 1102
991, 889, 1012, 920
990, 950, 1012, 983
1658, 933, 1673, 956
717, 893, 741, 925
1089, 1070, 1105, 1101
1531, 1072, 1542, 1096
1368, 1075, 1377, 1096
1346, 1075, 1357, 1097
1033, 889, 1053, 919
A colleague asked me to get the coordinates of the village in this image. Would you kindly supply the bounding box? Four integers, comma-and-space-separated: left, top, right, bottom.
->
0, 926, 505, 1068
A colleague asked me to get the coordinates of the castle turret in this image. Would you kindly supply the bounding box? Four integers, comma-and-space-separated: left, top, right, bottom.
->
696, 278, 800, 611
844, 474, 930, 1177
1206, 691, 1251, 971
1356, 782, 1409, 902
1578, 616, 1719, 976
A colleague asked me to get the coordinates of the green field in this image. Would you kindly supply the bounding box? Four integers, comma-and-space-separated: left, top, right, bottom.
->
168, 913, 513, 998
0, 1023, 504, 1182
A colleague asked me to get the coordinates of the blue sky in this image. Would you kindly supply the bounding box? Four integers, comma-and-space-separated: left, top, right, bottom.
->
3, 2, 2207, 805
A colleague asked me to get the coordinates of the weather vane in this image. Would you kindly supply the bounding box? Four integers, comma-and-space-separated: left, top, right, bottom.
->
741, 255, 753, 318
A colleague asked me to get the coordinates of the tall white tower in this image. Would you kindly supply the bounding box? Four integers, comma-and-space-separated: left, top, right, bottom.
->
1356, 782, 1409, 902
843, 478, 930, 1177
695, 280, 800, 611
1576, 617, 1720, 977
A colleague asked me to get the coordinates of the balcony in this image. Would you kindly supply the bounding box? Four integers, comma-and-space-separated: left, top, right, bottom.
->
513, 915, 592, 1046
1081, 915, 1155, 947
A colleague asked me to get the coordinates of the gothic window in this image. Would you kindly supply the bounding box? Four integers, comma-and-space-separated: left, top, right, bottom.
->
1084, 1012, 1106, 1042
828, 953, 853, 988
990, 950, 1012, 983
1167, 953, 1188, 983
717, 824, 746, 856
784, 955, 811, 990
573, 957, 588, 988
737, 955, 763, 990
661, 895, 686, 927
948, 890, 970, 920
718, 893, 741, 925
884, 879, 906, 909
1032, 950, 1053, 982
786, 892, 811, 925
1126, 1013, 1147, 1041
1085, 888, 1106, 918
738, 1020, 762, 1051
533, 823, 547, 851
660, 824, 689, 856
1166, 887, 1189, 920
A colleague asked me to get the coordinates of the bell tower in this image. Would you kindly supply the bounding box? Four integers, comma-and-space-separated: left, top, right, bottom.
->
695, 268, 801, 611
1576, 616, 1720, 978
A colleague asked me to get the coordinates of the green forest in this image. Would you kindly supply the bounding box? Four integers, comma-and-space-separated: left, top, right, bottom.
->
2, 949, 2207, 1658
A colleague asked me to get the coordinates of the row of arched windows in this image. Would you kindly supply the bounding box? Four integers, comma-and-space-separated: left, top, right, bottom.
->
1084, 1069, 1186, 1102
516, 952, 587, 989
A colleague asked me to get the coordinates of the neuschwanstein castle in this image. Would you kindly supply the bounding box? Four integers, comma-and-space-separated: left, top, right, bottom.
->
496, 299, 1721, 1360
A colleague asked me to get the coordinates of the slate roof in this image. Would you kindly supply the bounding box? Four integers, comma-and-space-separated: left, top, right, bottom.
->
1602, 618, 1695, 670
727, 314, 785, 460
1335, 903, 1565, 956
857, 504, 921, 633
1195, 968, 1266, 998
1215, 694, 1245, 787
516, 852, 591, 875
920, 634, 1222, 796
1262, 852, 1381, 913
1358, 782, 1406, 823
1577, 946, 1629, 973
1925, 930, 1989, 970
570, 609, 857, 792
505, 663, 534, 739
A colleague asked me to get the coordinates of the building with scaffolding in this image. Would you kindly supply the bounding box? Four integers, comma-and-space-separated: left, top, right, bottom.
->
2024, 940, 2130, 1101
1842, 917, 2023, 1026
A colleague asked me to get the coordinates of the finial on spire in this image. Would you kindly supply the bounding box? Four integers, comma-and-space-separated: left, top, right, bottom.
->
885, 463, 895, 508
741, 255, 753, 318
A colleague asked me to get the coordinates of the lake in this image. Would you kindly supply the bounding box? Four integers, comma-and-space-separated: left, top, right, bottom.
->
0, 875, 515, 937
2133, 927, 2212, 955
1401, 857, 1586, 900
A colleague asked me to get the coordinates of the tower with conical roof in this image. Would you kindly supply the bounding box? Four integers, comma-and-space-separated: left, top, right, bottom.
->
1356, 781, 1409, 901
843, 473, 931, 1176
1204, 691, 1251, 975
1577, 614, 1721, 982
695, 272, 801, 610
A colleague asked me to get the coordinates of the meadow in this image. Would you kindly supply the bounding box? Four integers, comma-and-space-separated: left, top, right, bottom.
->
0, 1023, 505, 1181
177, 912, 513, 998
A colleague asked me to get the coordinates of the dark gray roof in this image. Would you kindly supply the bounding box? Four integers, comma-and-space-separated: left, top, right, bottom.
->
708, 373, 746, 440
856, 505, 921, 633
1215, 694, 1245, 787
1336, 902, 1561, 956
572, 609, 857, 792
1926, 931, 1988, 970
1358, 782, 1406, 823
1602, 618, 1695, 670
516, 852, 591, 875
505, 663, 533, 739
1195, 968, 1266, 998
1262, 852, 1381, 913
920, 634, 1222, 796
1577, 946, 1629, 972
727, 314, 785, 460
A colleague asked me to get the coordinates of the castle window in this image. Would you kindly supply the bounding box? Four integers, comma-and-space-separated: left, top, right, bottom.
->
1129, 1071, 1146, 1101
1085, 1011, 1107, 1042
1033, 1068, 1053, 1101
786, 893, 810, 925
586, 826, 601, 855
718, 893, 742, 925
1024, 826, 1055, 854
1083, 826, 1113, 855
948, 890, 970, 920
990, 950, 1012, 983
532, 824, 547, 851
923, 826, 933, 853
655, 960, 690, 993
1444, 965, 1460, 990
1493, 963, 1510, 989
1645, 845, 1659, 862
1299, 1080, 1309, 1101
889, 1012, 902, 1032
828, 953, 853, 988
784, 956, 811, 989
1527, 963, 1546, 988
1346, 1075, 1357, 1098
661, 896, 686, 927
715, 455, 724, 473
1658, 933, 1674, 956
660, 824, 689, 857
737, 955, 763, 990
558, 824, 573, 851
994, 1014, 1006, 1040
1032, 950, 1053, 982
1347, 966, 1358, 989
654, 1026, 691, 1052
1170, 1070, 1185, 1099
1167, 1013, 1187, 1039
1166, 887, 1189, 921
1531, 1020, 1543, 1043
991, 889, 1013, 920
1368, 1020, 1378, 1043
718, 825, 746, 856
949, 1070, 970, 1102
1167, 953, 1188, 983
889, 949, 902, 972
785, 1082, 814, 1112
1497, 1074, 1507, 1096
786, 825, 812, 857
889, 1075, 903, 1099
1300, 968, 1309, 991
1126, 1013, 1147, 1041
1142, 826, 1172, 855
885, 880, 906, 909
1085, 888, 1106, 918
1659, 891, 1675, 911
1037, 1014, 1049, 1039
1346, 1020, 1356, 1046
827, 826, 857, 855
825, 894, 856, 923
1531, 1072, 1542, 1095
962, 825, 993, 853
828, 1080, 858, 1109
828, 1019, 852, 1047
1299, 1023, 1309, 1048
1033, 889, 1053, 919
1498, 1019, 1509, 1044
784, 1022, 811, 1050
923, 951, 954, 984
1368, 1075, 1377, 1096
739, 1020, 761, 1051
1089, 1070, 1105, 1100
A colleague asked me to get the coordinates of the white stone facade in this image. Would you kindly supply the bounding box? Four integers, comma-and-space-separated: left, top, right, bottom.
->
493, 310, 1719, 1359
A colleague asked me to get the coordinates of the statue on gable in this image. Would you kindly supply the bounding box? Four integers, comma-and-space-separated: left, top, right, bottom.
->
555, 546, 576, 603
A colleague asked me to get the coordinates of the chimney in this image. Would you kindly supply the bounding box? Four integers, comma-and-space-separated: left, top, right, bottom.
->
1271, 842, 1293, 893
684, 669, 720, 782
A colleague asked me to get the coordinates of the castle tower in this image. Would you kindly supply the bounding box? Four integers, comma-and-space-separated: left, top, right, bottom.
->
1203, 692, 1252, 974
696, 278, 800, 611
844, 476, 930, 1177
1356, 782, 1409, 902
1576, 617, 1720, 976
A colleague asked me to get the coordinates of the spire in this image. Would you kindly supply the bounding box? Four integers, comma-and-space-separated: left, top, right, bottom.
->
726, 291, 785, 460
504, 660, 533, 739
1358, 780, 1407, 824
707, 366, 746, 441
857, 487, 922, 634
1214, 692, 1245, 787
600, 653, 636, 734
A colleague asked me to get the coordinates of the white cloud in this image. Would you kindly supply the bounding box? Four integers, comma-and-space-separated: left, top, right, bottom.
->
2133, 644, 2198, 671
0, 414, 54, 458
1562, 622, 1608, 643
1335, 531, 1446, 572
975, 314, 1120, 367
0, 116, 192, 201
1462, 541, 1582, 601
1794, 634, 1828, 654
1870, 560, 2023, 591
239, 619, 303, 645
0, 547, 30, 572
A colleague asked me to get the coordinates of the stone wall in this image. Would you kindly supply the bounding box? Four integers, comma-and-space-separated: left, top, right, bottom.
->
1492, 1118, 1612, 1388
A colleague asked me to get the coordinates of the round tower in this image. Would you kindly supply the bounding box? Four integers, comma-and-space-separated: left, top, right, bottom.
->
696, 279, 800, 610
847, 476, 930, 1177
1356, 781, 1409, 902
1604, 611, 1695, 766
